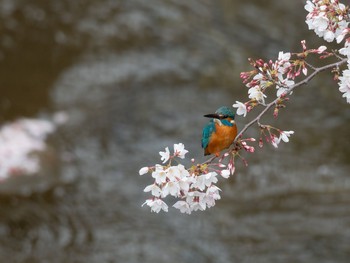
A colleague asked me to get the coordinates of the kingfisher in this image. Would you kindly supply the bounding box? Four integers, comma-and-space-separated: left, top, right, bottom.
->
201, 106, 237, 156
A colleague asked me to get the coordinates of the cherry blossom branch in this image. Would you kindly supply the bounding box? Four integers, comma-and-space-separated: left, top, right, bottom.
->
234, 57, 347, 142
139, 0, 350, 214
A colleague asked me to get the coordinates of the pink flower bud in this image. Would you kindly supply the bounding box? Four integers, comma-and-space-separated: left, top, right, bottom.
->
227, 163, 235, 175
259, 138, 264, 148
301, 40, 307, 51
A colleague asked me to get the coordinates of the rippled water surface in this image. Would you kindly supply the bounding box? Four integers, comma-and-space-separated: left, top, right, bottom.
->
0, 0, 349, 262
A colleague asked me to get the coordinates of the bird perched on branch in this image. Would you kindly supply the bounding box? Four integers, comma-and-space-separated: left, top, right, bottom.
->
201, 106, 237, 156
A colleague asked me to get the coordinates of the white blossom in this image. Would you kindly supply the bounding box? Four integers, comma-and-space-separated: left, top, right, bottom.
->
191, 174, 207, 191
173, 201, 191, 214
276, 74, 294, 97
302, 67, 308, 76
0, 118, 58, 180
177, 164, 190, 179
173, 143, 188, 159
276, 87, 289, 97
339, 41, 350, 57
248, 86, 267, 104
232, 101, 247, 117
253, 73, 270, 88
304, 1, 314, 12
203, 172, 218, 187
166, 165, 181, 181
336, 26, 349, 43
143, 184, 162, 197
142, 143, 234, 213
271, 135, 280, 148
279, 130, 294, 143
220, 169, 230, 178
151, 165, 167, 184
278, 51, 291, 61
275, 52, 292, 75
178, 178, 190, 193
305, 0, 349, 43
324, 30, 335, 42
159, 147, 170, 163
204, 185, 221, 208
187, 191, 207, 211
139, 166, 149, 175
162, 181, 180, 197
317, 45, 327, 53
271, 130, 294, 148
142, 199, 168, 213
338, 64, 350, 103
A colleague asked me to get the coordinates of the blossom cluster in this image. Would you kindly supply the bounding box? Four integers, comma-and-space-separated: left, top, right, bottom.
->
0, 118, 55, 180
0, 112, 68, 181
239, 51, 296, 104
140, 143, 229, 214
305, 0, 349, 43
235, 41, 332, 120
338, 61, 350, 103
305, 0, 350, 103
258, 126, 294, 149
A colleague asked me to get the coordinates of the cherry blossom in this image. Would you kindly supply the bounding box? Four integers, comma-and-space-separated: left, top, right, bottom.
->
233, 101, 247, 117
248, 86, 267, 103
305, 0, 349, 43
162, 181, 180, 197
173, 143, 189, 159
142, 199, 168, 213
173, 201, 191, 214
0, 117, 63, 180
278, 51, 291, 61
220, 169, 230, 178
271, 135, 280, 148
279, 130, 295, 143
143, 184, 162, 197
151, 165, 167, 184
141, 143, 230, 213
339, 40, 350, 57
316, 45, 327, 53
159, 147, 170, 163
139, 166, 149, 175
269, 130, 294, 148
338, 65, 350, 103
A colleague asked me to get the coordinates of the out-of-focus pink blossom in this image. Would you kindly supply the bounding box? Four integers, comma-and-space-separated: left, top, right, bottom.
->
0, 117, 63, 180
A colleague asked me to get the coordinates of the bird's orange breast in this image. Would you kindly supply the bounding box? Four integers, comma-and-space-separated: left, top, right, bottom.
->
205, 123, 237, 155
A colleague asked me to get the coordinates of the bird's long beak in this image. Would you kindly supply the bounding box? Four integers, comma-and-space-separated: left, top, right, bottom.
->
204, 113, 220, 118
204, 113, 226, 119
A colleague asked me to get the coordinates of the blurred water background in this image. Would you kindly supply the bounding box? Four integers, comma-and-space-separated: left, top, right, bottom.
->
0, 0, 350, 262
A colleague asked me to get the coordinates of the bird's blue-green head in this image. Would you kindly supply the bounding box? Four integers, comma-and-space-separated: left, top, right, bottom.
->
204, 106, 235, 120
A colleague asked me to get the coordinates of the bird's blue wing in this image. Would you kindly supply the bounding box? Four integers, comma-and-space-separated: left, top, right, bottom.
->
201, 121, 215, 149
220, 119, 233, 127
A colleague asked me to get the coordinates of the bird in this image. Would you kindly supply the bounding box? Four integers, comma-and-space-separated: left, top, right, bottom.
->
201, 106, 237, 156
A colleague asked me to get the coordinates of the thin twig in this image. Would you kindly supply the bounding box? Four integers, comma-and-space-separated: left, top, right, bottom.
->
304, 61, 317, 71
202, 155, 217, 165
